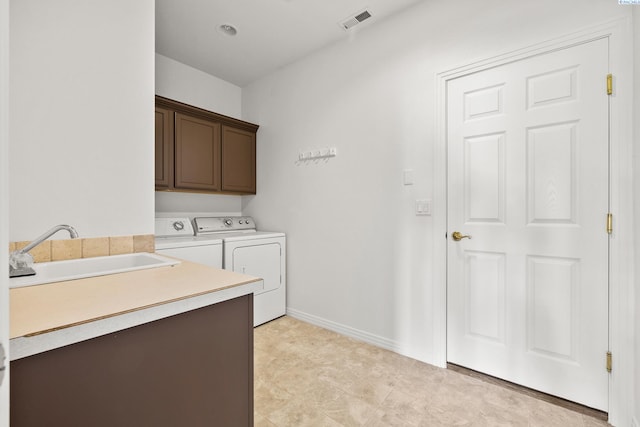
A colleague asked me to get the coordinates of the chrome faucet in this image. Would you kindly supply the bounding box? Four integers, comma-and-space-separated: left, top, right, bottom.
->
9, 224, 79, 278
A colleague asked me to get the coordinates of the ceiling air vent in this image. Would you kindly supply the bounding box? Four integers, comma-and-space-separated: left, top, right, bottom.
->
340, 9, 372, 31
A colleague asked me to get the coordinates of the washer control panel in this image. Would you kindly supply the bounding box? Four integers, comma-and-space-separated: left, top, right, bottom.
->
194, 216, 255, 234
154, 217, 195, 237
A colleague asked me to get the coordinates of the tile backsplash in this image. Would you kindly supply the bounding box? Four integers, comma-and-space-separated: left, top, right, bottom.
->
10, 235, 155, 263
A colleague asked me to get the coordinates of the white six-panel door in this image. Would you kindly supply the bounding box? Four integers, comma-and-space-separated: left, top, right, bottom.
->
446, 38, 609, 411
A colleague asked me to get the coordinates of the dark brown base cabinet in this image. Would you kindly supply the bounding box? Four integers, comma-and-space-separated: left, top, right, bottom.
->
155, 96, 258, 195
10, 294, 254, 427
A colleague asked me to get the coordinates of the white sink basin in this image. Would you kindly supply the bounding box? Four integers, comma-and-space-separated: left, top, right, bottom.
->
9, 252, 181, 289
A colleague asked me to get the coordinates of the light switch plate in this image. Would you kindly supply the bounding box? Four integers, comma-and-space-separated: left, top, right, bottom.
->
403, 169, 414, 185
416, 199, 431, 216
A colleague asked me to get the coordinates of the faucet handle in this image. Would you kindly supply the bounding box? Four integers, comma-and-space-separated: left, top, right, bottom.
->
9, 251, 35, 278
10, 251, 33, 269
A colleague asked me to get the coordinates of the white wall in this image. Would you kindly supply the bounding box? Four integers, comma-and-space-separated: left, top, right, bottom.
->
9, 0, 155, 241
243, 0, 631, 372
155, 192, 242, 215
634, 6, 640, 427
0, 0, 9, 422
156, 54, 241, 119
155, 54, 243, 214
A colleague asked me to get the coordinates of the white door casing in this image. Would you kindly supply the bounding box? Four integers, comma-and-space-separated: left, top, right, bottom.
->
446, 38, 609, 411
0, 0, 9, 423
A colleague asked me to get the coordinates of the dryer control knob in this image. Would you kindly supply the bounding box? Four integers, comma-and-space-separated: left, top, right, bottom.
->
172, 221, 185, 231
224, 218, 233, 227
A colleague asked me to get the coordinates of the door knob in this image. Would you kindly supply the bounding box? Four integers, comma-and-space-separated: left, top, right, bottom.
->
451, 231, 471, 241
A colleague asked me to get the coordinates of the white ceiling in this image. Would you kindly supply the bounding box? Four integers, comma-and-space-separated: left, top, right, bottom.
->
155, 0, 426, 87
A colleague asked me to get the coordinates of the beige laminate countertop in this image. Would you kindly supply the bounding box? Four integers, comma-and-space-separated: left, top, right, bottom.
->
10, 258, 261, 339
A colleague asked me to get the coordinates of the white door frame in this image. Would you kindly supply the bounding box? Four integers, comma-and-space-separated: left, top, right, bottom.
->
0, 0, 10, 424
433, 18, 634, 425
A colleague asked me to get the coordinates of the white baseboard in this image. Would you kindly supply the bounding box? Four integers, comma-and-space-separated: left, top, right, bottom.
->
286, 308, 399, 353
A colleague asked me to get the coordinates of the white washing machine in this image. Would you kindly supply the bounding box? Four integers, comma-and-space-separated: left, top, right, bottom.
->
154, 217, 222, 268
193, 217, 286, 326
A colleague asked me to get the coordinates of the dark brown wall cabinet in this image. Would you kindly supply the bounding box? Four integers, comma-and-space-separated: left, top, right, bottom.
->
11, 294, 254, 427
222, 125, 256, 193
155, 107, 173, 188
175, 112, 222, 191
155, 96, 258, 195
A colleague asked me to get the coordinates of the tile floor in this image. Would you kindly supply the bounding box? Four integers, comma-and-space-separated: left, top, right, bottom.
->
254, 316, 610, 427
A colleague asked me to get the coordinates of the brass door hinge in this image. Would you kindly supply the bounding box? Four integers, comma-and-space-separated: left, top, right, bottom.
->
606, 351, 612, 373
607, 74, 613, 95
606, 213, 613, 234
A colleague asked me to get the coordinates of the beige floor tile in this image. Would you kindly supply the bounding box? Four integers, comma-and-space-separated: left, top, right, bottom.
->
254, 379, 294, 417
378, 388, 431, 426
320, 390, 385, 426
275, 368, 343, 406
365, 413, 436, 427
254, 412, 279, 427
266, 396, 345, 427
341, 374, 394, 406
315, 363, 361, 390
254, 317, 610, 427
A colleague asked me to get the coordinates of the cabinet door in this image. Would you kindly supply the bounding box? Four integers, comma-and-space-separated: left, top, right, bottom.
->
222, 125, 256, 194
10, 295, 254, 427
154, 107, 173, 188
175, 113, 221, 191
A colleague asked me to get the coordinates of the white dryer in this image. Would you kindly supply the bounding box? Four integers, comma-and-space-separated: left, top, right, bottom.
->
194, 217, 286, 326
154, 217, 222, 268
